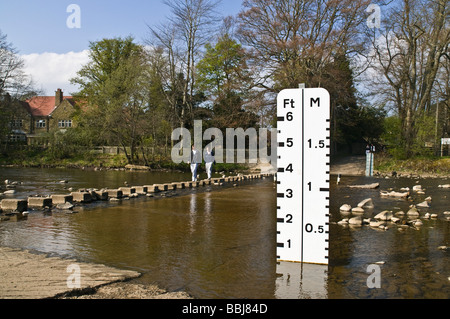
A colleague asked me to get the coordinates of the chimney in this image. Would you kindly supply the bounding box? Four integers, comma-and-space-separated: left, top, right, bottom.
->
55, 88, 63, 106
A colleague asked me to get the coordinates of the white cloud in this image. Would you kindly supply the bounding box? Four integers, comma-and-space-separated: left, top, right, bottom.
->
21, 50, 90, 95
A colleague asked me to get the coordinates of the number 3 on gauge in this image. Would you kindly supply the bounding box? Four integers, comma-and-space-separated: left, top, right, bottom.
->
285, 189, 293, 198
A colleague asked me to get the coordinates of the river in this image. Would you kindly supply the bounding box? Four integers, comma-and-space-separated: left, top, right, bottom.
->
0, 167, 448, 299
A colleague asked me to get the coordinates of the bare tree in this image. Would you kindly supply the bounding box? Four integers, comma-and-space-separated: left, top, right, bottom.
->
146, 24, 181, 131
147, 0, 221, 129
366, 0, 449, 156
0, 30, 33, 97
0, 30, 37, 150
236, 0, 372, 92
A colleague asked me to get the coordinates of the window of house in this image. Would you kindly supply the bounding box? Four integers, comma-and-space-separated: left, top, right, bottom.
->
36, 119, 46, 128
9, 119, 23, 128
58, 120, 72, 128
8, 134, 26, 142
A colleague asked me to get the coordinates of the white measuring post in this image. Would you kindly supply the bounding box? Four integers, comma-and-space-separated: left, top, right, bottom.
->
276, 88, 330, 265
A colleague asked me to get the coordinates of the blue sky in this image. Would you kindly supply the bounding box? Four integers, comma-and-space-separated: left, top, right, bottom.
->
0, 0, 243, 54
0, 0, 243, 94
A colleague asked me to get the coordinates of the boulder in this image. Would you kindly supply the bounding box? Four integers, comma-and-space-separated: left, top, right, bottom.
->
438, 184, 450, 188
56, 202, 74, 210
391, 217, 401, 223
357, 198, 374, 209
374, 211, 393, 221
416, 201, 430, 208
351, 207, 364, 214
348, 183, 379, 189
412, 185, 422, 192
369, 220, 383, 227
410, 219, 423, 227
348, 216, 362, 226
380, 191, 409, 199
407, 207, 420, 217
125, 164, 150, 170
340, 204, 352, 212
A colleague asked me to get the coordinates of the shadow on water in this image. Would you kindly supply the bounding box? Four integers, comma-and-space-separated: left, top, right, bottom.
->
0, 168, 449, 298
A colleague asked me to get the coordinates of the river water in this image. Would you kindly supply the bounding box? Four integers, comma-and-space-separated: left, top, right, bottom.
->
0, 167, 448, 299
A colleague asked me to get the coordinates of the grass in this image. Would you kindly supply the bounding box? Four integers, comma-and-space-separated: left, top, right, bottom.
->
0, 148, 250, 173
375, 153, 450, 176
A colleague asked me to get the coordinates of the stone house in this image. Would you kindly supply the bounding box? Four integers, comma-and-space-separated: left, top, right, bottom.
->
8, 89, 76, 144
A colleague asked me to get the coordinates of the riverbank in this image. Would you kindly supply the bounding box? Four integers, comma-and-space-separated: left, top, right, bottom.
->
374, 154, 450, 178
0, 152, 250, 173
0, 246, 191, 299
330, 154, 450, 178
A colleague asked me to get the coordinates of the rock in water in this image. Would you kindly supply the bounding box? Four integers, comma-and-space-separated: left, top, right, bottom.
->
416, 201, 430, 208
357, 198, 374, 209
374, 211, 393, 221
348, 183, 379, 189
348, 216, 362, 226
380, 191, 409, 198
407, 207, 420, 217
369, 220, 383, 227
56, 202, 74, 210
351, 207, 365, 214
340, 204, 352, 212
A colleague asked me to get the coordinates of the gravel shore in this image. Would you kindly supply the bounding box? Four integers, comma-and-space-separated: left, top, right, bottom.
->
0, 246, 191, 299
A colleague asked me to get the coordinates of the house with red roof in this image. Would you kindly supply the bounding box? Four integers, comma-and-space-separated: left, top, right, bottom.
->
7, 89, 76, 144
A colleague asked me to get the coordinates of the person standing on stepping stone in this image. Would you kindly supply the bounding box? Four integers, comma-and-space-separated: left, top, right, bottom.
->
189, 145, 201, 182
204, 147, 215, 180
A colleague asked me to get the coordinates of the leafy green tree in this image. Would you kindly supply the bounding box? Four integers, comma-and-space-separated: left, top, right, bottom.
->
70, 37, 150, 164
71, 37, 142, 102
197, 33, 257, 129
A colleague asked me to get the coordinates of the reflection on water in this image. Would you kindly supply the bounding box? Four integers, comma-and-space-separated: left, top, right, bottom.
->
0, 168, 449, 298
275, 262, 328, 299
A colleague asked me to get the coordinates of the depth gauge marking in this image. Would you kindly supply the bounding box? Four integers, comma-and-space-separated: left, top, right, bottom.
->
276, 88, 330, 265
